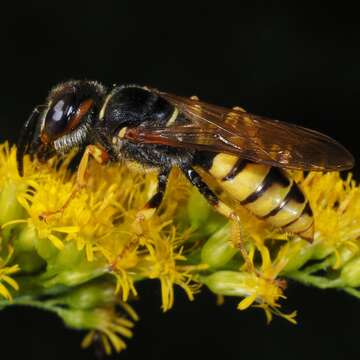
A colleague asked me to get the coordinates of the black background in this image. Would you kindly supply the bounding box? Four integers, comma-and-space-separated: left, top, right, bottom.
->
0, 1, 359, 359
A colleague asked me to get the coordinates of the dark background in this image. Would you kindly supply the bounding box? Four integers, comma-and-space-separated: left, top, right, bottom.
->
0, 1, 359, 359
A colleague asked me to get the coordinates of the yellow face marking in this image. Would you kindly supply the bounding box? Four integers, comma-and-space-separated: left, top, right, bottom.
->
118, 127, 127, 138
166, 108, 179, 127
99, 92, 113, 120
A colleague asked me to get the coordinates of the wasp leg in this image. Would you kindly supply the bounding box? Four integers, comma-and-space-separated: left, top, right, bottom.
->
134, 167, 171, 227
39, 145, 109, 221
75, 145, 110, 186
181, 166, 254, 273
93, 127, 118, 161
117, 168, 170, 267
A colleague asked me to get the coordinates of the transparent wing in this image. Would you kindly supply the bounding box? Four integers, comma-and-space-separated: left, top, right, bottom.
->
126, 90, 354, 171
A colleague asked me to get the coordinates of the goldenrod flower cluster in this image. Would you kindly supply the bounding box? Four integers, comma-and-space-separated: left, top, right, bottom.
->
1, 142, 360, 354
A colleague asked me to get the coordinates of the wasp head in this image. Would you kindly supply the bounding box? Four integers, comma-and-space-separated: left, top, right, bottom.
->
17, 80, 106, 176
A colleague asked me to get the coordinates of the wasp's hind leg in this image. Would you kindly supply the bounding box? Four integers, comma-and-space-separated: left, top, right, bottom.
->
180, 165, 255, 273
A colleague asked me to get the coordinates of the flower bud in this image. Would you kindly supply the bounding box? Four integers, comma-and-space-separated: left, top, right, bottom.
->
187, 190, 211, 228
187, 190, 226, 236
58, 307, 95, 330
13, 251, 45, 273
51, 242, 83, 270
336, 245, 358, 265
34, 233, 59, 261
0, 182, 26, 238
282, 239, 315, 273
59, 281, 117, 310
201, 224, 238, 268
202, 271, 250, 297
44, 261, 108, 288
0, 182, 26, 224
341, 256, 360, 287
311, 242, 333, 260
14, 225, 38, 252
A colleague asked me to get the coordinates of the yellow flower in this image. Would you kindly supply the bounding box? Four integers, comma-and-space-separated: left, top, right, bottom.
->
294, 171, 360, 267
73, 302, 138, 354
137, 226, 204, 311
0, 144, 200, 343
1, 139, 360, 353
0, 247, 20, 301
203, 242, 296, 323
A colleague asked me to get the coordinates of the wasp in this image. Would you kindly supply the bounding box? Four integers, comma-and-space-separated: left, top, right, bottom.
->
17, 80, 354, 246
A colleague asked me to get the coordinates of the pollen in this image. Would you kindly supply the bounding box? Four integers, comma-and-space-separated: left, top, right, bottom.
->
1, 142, 360, 354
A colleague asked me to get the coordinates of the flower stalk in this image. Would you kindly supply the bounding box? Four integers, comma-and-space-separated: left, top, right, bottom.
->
1, 142, 360, 353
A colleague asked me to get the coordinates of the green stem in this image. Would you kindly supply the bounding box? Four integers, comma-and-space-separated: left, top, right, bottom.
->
0, 297, 61, 316
286, 271, 345, 289
301, 256, 334, 275
343, 287, 360, 299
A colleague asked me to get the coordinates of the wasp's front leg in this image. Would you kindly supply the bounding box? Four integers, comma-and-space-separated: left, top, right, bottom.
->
40, 145, 110, 221
76, 145, 110, 186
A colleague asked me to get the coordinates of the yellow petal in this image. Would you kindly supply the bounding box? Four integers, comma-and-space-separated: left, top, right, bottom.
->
0, 282, 12, 300
111, 324, 133, 338
1, 219, 28, 229
47, 234, 64, 250
15, 195, 31, 212
101, 334, 113, 355
81, 331, 95, 349
103, 329, 126, 352
238, 293, 257, 310
53, 226, 80, 234
86, 243, 94, 262
1, 275, 19, 290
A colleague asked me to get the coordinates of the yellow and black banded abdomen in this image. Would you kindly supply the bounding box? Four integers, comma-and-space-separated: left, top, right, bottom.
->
199, 152, 314, 240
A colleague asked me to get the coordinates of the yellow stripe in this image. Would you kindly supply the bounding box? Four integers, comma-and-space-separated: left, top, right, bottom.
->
266, 196, 306, 227
209, 154, 239, 179
99, 92, 113, 120
214, 161, 270, 202
284, 212, 313, 233
245, 180, 293, 218
207, 153, 314, 240
118, 127, 127, 138
298, 224, 314, 241
166, 108, 179, 127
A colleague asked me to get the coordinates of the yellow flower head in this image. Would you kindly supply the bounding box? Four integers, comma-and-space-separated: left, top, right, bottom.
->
1, 141, 360, 354
0, 247, 20, 301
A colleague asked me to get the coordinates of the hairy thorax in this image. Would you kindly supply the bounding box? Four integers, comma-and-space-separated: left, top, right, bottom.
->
111, 135, 194, 169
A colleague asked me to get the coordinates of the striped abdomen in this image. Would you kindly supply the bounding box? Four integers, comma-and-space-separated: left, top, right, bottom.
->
197, 152, 314, 240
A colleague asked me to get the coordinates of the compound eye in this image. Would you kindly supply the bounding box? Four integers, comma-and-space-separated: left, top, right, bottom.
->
43, 93, 77, 140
